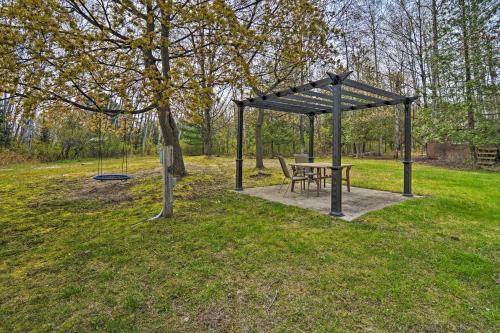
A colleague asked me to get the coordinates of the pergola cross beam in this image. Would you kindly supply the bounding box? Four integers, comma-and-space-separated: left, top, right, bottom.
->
249, 101, 320, 114
343, 79, 404, 100
283, 94, 367, 108
342, 96, 419, 112
235, 72, 351, 109
252, 97, 327, 113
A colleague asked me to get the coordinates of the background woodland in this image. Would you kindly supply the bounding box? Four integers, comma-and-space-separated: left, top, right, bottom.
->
1, 0, 498, 170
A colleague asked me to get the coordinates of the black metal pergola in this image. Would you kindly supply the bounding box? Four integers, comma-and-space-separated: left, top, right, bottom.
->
233, 72, 418, 217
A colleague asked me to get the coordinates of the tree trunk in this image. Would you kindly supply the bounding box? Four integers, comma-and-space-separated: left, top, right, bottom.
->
368, 2, 379, 83
154, 3, 186, 177
202, 107, 212, 156
299, 115, 305, 153
343, 32, 350, 69
378, 135, 383, 157
141, 112, 150, 154
1, 95, 7, 147
356, 143, 362, 157
394, 106, 401, 159
459, 0, 476, 165
157, 125, 161, 146
316, 116, 321, 151
158, 106, 186, 176
416, 0, 429, 109
255, 109, 265, 168
430, 0, 440, 119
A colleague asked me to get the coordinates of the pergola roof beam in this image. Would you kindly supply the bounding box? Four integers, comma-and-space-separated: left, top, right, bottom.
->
252, 97, 327, 112
300, 90, 379, 107
250, 101, 324, 114
277, 93, 368, 110
341, 98, 369, 107
301, 90, 333, 101
239, 78, 332, 107
342, 89, 385, 102
341, 96, 419, 112
248, 96, 419, 114
250, 97, 419, 113
343, 78, 404, 100
236, 71, 351, 107
234, 72, 417, 114
282, 94, 332, 107
321, 87, 386, 103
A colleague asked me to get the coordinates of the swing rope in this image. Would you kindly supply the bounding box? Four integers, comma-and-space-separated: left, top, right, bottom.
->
97, 112, 103, 177
93, 112, 131, 182
121, 116, 128, 176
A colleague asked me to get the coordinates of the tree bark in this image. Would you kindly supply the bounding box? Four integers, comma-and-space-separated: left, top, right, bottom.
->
430, 0, 440, 119
299, 114, 305, 153
394, 106, 401, 158
141, 112, 150, 154
255, 109, 265, 168
356, 142, 362, 157
202, 107, 212, 156
158, 105, 186, 176
416, 0, 429, 109
197, 26, 214, 157
378, 135, 383, 157
1, 94, 8, 147
459, 0, 476, 164
155, 3, 186, 177
368, 1, 379, 83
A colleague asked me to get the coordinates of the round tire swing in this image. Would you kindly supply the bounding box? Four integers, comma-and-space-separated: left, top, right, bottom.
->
93, 112, 131, 182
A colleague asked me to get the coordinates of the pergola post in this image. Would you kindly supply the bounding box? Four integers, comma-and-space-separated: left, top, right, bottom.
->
330, 83, 343, 216
403, 101, 413, 197
308, 113, 315, 162
235, 104, 244, 191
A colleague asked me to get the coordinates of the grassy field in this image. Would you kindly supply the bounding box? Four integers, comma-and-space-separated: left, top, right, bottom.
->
0, 155, 498, 332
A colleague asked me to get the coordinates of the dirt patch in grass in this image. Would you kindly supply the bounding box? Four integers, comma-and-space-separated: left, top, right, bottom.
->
67, 163, 228, 204
128, 167, 161, 179
69, 167, 161, 203
199, 305, 233, 332
411, 156, 470, 169
249, 171, 272, 179
84, 182, 134, 203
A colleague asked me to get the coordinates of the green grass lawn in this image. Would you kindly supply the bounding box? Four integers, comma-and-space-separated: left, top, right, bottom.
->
0, 156, 498, 332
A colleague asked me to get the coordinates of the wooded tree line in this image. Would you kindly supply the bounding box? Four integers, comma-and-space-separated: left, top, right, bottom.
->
1, 0, 498, 171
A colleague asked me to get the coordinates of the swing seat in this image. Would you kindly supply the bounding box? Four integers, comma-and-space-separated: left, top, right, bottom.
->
93, 174, 131, 181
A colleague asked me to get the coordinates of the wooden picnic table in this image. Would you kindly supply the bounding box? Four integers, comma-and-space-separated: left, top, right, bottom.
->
290, 162, 353, 192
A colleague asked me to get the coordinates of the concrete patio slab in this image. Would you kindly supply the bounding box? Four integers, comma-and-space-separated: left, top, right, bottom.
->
241, 184, 413, 221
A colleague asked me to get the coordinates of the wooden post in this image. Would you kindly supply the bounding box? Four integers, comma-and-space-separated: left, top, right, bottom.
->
330, 83, 343, 217
308, 113, 315, 162
403, 101, 413, 197
161, 145, 174, 217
